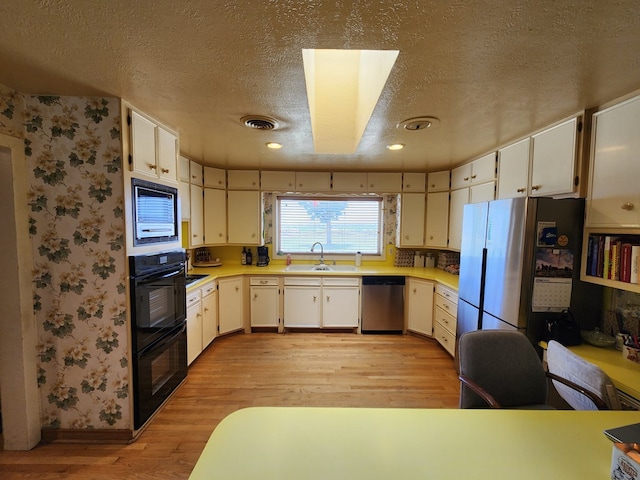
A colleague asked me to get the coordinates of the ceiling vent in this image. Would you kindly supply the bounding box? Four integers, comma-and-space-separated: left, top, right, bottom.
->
398, 116, 440, 131
241, 115, 279, 130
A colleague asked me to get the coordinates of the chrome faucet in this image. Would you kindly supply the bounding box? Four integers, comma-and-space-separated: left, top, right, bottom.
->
311, 242, 325, 264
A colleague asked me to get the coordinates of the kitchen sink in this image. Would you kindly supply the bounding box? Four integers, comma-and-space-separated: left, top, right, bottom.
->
283, 264, 358, 272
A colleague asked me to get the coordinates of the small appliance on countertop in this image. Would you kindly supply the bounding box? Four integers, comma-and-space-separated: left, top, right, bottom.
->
257, 246, 270, 267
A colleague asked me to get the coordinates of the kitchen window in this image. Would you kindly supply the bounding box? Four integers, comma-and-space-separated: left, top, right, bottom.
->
276, 196, 383, 255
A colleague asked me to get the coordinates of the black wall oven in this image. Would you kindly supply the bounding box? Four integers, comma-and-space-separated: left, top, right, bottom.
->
129, 250, 187, 430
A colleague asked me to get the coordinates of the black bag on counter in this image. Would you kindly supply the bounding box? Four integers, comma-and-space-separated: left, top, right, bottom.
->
543, 310, 582, 346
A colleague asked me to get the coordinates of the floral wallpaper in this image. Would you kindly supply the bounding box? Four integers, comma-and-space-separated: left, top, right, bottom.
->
1, 86, 130, 430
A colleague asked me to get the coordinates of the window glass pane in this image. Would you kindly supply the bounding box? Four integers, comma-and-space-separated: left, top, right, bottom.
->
278, 196, 382, 254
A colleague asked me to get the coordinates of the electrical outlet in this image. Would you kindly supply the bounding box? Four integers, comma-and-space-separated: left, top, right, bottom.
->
388, 246, 394, 255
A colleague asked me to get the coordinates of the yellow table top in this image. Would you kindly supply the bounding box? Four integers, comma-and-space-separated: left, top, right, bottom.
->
189, 407, 640, 479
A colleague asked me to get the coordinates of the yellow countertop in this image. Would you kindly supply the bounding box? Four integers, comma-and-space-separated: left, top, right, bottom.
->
189, 407, 640, 480
187, 264, 459, 290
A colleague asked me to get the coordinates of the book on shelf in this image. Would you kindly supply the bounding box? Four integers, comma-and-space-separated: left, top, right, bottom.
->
632, 245, 640, 284
603, 236, 612, 279
596, 235, 605, 277
620, 243, 632, 283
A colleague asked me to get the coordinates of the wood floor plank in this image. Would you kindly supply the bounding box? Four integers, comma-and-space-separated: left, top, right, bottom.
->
0, 332, 460, 479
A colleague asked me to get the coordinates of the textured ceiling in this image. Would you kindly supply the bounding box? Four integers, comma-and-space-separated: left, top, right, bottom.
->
1, 1, 640, 172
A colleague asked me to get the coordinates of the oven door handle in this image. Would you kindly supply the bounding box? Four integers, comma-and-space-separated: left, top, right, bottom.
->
139, 323, 186, 357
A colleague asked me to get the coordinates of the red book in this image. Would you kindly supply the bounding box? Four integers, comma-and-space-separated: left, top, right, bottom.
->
621, 243, 633, 282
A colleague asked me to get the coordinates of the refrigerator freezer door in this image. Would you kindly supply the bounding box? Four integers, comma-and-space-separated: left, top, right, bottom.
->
457, 298, 481, 338
458, 202, 489, 308
483, 197, 529, 329
481, 312, 523, 332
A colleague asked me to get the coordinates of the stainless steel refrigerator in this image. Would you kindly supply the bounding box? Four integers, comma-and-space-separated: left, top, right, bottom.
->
457, 197, 602, 345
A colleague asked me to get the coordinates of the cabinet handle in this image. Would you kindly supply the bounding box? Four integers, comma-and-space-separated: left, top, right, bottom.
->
516, 187, 526, 193
429, 235, 434, 240
197, 312, 202, 318
161, 168, 170, 174
252, 233, 256, 238
430, 184, 435, 188
219, 233, 223, 237
313, 296, 317, 302
413, 288, 417, 294
463, 176, 469, 181
406, 184, 411, 188
444, 318, 449, 324
441, 336, 448, 343
204, 307, 209, 313
471, 174, 477, 179
444, 304, 449, 310
253, 293, 258, 299
622, 202, 635, 211
531, 184, 541, 191
288, 182, 293, 187
148, 164, 157, 170
326, 296, 330, 302
192, 174, 197, 179
405, 235, 409, 240
235, 286, 239, 292
193, 234, 197, 238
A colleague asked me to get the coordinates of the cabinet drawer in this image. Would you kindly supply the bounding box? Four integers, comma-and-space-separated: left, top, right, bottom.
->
201, 281, 216, 297
322, 277, 360, 287
434, 320, 456, 356
186, 289, 201, 307
435, 284, 458, 304
435, 295, 457, 318
434, 306, 456, 335
250, 277, 279, 286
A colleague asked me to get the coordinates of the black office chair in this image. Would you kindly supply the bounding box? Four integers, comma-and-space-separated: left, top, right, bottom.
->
457, 330, 608, 409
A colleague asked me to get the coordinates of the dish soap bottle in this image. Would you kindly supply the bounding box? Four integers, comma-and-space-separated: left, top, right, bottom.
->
241, 247, 247, 265
246, 248, 252, 266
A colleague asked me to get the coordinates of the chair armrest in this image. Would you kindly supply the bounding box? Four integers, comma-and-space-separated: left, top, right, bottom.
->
546, 372, 609, 410
459, 374, 502, 408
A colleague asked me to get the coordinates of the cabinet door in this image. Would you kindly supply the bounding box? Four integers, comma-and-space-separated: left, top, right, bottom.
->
398, 193, 425, 247
403, 173, 426, 192
228, 170, 260, 190
186, 302, 202, 365
204, 188, 227, 245
250, 285, 279, 327
448, 187, 469, 251
367, 172, 402, 193
296, 172, 331, 192
427, 170, 450, 192
425, 191, 449, 248
284, 286, 322, 327
530, 117, 578, 197
451, 164, 471, 189
218, 278, 244, 334
587, 96, 640, 228
157, 126, 178, 182
322, 286, 359, 328
260, 171, 296, 191
202, 288, 217, 348
227, 190, 261, 245
204, 167, 226, 189
470, 153, 496, 185
179, 181, 190, 220
189, 160, 203, 185
332, 172, 367, 192
406, 279, 434, 336
130, 110, 157, 178
469, 181, 495, 204
178, 155, 190, 182
189, 184, 204, 247
497, 138, 530, 199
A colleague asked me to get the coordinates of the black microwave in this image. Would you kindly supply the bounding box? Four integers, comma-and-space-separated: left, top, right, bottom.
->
131, 178, 179, 246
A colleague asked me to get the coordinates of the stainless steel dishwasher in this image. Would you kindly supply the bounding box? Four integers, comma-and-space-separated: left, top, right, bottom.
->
361, 276, 405, 333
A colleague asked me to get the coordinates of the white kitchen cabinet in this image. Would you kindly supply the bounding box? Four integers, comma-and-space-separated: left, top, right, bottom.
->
448, 187, 469, 251
586, 95, 640, 228
218, 277, 245, 335
425, 191, 449, 248
129, 110, 179, 183
186, 289, 203, 365
397, 193, 425, 247
321, 278, 360, 328
427, 170, 450, 192
402, 173, 426, 192
332, 172, 368, 192
201, 280, 217, 349
260, 171, 296, 191
469, 181, 495, 204
295, 172, 332, 192
451, 153, 496, 189
433, 284, 458, 357
178, 155, 190, 183
189, 160, 203, 185
406, 278, 434, 336
284, 278, 322, 328
530, 117, 579, 197
367, 172, 402, 193
204, 166, 226, 189
228, 170, 260, 190
250, 277, 280, 328
179, 180, 190, 220
227, 190, 261, 245
189, 184, 204, 247
204, 187, 227, 245
497, 138, 530, 199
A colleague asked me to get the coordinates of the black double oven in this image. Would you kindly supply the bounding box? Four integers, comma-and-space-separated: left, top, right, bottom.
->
129, 250, 187, 430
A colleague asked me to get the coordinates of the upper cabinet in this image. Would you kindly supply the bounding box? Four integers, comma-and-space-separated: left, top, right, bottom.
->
228, 170, 260, 190
427, 170, 450, 192
204, 166, 226, 189
402, 173, 426, 192
260, 171, 296, 191
530, 117, 581, 197
497, 138, 530, 199
129, 109, 178, 183
332, 172, 368, 192
295, 172, 332, 192
367, 172, 403, 193
451, 153, 496, 190
586, 95, 640, 228
189, 160, 203, 185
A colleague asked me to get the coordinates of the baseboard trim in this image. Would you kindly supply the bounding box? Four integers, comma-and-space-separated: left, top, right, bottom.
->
41, 428, 134, 444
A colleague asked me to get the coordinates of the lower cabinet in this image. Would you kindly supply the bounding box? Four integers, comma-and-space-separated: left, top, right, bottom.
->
201, 281, 217, 349
284, 277, 360, 328
218, 276, 245, 335
186, 280, 218, 365
406, 278, 434, 336
250, 277, 280, 328
433, 284, 458, 356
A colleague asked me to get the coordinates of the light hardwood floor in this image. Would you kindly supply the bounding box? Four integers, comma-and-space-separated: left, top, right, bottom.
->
0, 332, 460, 479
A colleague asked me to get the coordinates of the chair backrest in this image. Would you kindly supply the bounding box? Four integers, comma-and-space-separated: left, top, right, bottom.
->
546, 340, 621, 410
458, 330, 548, 408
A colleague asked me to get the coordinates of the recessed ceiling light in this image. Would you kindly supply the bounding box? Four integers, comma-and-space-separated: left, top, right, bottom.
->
266, 142, 282, 149
386, 143, 405, 150
397, 116, 441, 131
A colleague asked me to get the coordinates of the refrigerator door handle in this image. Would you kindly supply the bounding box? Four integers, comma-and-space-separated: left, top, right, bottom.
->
479, 247, 488, 329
